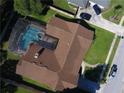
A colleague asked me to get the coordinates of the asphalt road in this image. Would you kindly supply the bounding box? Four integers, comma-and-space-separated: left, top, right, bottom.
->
103, 39, 124, 93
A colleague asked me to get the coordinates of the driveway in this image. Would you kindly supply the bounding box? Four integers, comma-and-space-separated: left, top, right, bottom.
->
76, 5, 124, 36
90, 0, 110, 8
89, 14, 124, 36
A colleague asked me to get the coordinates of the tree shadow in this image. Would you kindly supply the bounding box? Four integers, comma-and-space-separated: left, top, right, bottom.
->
1, 12, 19, 43
84, 65, 103, 83
1, 81, 17, 93
40, 0, 53, 5
0, 49, 7, 64
26, 16, 47, 25
41, 6, 50, 15
58, 87, 90, 93
76, 65, 104, 93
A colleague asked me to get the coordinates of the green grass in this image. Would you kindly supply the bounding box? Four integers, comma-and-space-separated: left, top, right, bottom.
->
30, 9, 57, 23
22, 76, 53, 91
30, 8, 74, 24
2, 42, 20, 60
53, 0, 76, 14
108, 36, 120, 65
123, 21, 124, 26
15, 87, 34, 93
102, 0, 124, 24
84, 25, 114, 65
101, 36, 120, 83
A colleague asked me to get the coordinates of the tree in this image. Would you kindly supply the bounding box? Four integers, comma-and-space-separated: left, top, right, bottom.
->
35, 0, 46, 15
14, 0, 46, 16
14, 0, 30, 15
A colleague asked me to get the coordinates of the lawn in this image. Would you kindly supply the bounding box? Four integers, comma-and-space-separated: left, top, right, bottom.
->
2, 42, 20, 60
30, 9, 57, 23
123, 21, 124, 26
108, 36, 120, 65
22, 76, 53, 91
101, 36, 120, 83
84, 25, 114, 65
102, 0, 124, 24
15, 87, 34, 93
53, 0, 76, 14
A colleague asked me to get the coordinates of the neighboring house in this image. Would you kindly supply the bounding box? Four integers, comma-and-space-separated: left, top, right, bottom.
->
67, 0, 110, 9
67, 0, 89, 8
9, 17, 93, 91
90, 0, 110, 8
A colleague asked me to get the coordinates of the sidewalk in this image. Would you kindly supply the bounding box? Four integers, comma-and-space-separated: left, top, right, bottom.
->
119, 16, 124, 26
89, 14, 124, 35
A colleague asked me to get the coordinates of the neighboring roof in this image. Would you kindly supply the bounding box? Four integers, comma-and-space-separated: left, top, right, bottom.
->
16, 17, 94, 91
90, 0, 110, 8
67, 0, 88, 7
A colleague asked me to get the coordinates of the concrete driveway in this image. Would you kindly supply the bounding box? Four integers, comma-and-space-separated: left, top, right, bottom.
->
76, 4, 124, 36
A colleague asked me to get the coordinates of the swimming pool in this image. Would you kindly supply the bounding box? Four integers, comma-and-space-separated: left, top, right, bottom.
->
18, 25, 44, 51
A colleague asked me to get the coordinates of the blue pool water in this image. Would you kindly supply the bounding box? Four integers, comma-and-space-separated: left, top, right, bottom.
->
19, 25, 41, 51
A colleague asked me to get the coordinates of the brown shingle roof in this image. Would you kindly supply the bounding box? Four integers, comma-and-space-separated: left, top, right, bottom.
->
16, 17, 93, 91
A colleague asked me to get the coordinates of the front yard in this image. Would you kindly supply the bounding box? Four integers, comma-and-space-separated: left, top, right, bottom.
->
84, 25, 114, 65
102, 0, 124, 24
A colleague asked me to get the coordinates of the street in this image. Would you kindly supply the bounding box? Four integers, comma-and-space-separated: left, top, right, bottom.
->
103, 39, 124, 93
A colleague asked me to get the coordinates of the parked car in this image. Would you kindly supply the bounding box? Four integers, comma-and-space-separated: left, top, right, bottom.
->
80, 12, 92, 20
93, 4, 101, 15
109, 64, 117, 78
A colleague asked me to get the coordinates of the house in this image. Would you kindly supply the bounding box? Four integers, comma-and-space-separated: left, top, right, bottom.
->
67, 0, 89, 8
90, 0, 110, 9
67, 0, 110, 9
13, 17, 93, 91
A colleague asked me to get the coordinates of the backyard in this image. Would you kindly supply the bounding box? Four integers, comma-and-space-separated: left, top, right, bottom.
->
14, 0, 76, 24
102, 0, 124, 24
84, 25, 114, 65
22, 76, 52, 91
30, 0, 76, 23
2, 42, 20, 60
53, 0, 77, 14
30, 8, 57, 23
15, 87, 34, 93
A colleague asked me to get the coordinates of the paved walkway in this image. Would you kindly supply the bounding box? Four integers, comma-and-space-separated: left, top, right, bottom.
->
119, 16, 124, 26
84, 61, 99, 68
105, 35, 117, 64
49, 6, 74, 18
